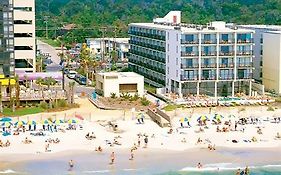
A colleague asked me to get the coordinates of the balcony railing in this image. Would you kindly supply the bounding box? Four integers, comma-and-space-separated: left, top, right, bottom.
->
201, 52, 216, 56
181, 52, 199, 57
181, 40, 199, 44
237, 63, 253, 67
201, 76, 216, 80
219, 76, 234, 80
237, 39, 253, 44
219, 64, 234, 68
129, 40, 165, 52
236, 51, 253, 56
201, 64, 216, 68
181, 75, 198, 81
219, 40, 233, 44
129, 31, 165, 41
219, 51, 234, 56
181, 64, 199, 69
237, 73, 252, 79
202, 40, 216, 44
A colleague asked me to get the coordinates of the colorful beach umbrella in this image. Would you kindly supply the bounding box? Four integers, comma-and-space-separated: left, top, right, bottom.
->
214, 114, 224, 121
2, 122, 12, 127
53, 119, 64, 125
14, 121, 26, 126
197, 115, 209, 121
0, 117, 12, 122
184, 117, 189, 122
68, 119, 78, 124
27, 121, 36, 125
228, 114, 236, 119
179, 118, 184, 123
43, 120, 52, 125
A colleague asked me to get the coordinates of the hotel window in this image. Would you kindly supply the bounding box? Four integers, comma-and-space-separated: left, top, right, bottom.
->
176, 70, 178, 77
176, 46, 178, 53
176, 58, 178, 65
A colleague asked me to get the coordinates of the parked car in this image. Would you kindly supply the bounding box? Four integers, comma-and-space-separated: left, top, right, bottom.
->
63, 68, 69, 74
67, 70, 77, 79
74, 74, 82, 82
78, 76, 92, 85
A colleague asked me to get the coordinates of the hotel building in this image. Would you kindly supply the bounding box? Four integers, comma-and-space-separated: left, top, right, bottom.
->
128, 11, 255, 97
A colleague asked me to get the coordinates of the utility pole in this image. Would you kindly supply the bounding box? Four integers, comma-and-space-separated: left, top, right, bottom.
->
100, 27, 107, 63
60, 37, 65, 90
43, 16, 50, 39
113, 26, 117, 63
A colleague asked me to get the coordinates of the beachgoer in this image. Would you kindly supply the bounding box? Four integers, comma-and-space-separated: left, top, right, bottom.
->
138, 137, 141, 147
235, 122, 238, 131
197, 162, 202, 168
144, 136, 148, 147
110, 152, 115, 164
236, 168, 241, 175
129, 150, 134, 160
69, 160, 74, 170
244, 166, 250, 175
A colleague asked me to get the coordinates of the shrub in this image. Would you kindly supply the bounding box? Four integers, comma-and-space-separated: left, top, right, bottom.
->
120, 92, 131, 100
110, 93, 117, 99
39, 101, 48, 109
140, 97, 150, 106
130, 93, 139, 101
57, 99, 68, 108
267, 106, 275, 111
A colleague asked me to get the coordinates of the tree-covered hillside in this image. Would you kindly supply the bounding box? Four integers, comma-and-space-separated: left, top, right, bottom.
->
35, 0, 281, 43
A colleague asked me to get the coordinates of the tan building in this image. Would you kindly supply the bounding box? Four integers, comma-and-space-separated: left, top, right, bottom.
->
14, 0, 36, 72
95, 72, 144, 97
263, 31, 281, 93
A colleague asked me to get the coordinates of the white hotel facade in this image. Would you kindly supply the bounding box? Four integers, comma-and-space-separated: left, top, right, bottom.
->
128, 11, 255, 97
13, 0, 36, 72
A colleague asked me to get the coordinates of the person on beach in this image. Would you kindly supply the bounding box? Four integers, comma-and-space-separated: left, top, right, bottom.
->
138, 136, 141, 147
129, 150, 134, 160
110, 152, 115, 164
144, 136, 148, 148
197, 162, 202, 168
244, 166, 250, 175
235, 168, 241, 175
69, 160, 74, 170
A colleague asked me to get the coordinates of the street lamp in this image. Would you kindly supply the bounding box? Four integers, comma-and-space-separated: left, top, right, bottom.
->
58, 36, 65, 91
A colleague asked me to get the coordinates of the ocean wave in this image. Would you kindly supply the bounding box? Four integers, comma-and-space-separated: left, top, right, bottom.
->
123, 168, 138, 171
0, 169, 17, 174
180, 163, 281, 172
83, 170, 110, 173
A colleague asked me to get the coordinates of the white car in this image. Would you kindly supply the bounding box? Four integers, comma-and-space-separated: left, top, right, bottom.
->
67, 71, 77, 79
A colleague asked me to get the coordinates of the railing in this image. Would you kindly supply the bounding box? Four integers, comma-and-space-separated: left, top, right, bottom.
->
201, 64, 216, 68
237, 63, 253, 67
180, 75, 198, 81
202, 40, 216, 44
201, 52, 216, 56
201, 76, 216, 80
181, 64, 199, 69
181, 40, 199, 44
129, 31, 165, 41
130, 49, 165, 63
237, 73, 253, 79
219, 40, 234, 44
219, 52, 234, 56
219, 76, 234, 80
219, 64, 234, 68
181, 52, 199, 57
236, 51, 253, 56
237, 39, 254, 44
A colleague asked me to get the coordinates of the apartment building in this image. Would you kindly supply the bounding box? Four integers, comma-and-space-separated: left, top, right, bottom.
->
227, 24, 281, 83
128, 11, 255, 97
263, 31, 281, 94
13, 0, 36, 72
0, 0, 15, 78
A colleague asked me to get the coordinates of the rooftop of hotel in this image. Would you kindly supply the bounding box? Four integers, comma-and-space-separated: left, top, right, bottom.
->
130, 22, 254, 33
235, 24, 281, 30
129, 11, 254, 33
97, 71, 143, 78
86, 38, 129, 43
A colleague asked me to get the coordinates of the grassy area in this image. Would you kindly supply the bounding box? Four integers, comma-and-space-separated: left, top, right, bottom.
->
38, 37, 61, 47
2, 107, 45, 116
163, 104, 184, 111
144, 83, 157, 94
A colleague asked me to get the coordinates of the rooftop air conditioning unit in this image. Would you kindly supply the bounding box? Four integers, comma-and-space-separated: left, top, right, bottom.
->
208, 27, 216, 30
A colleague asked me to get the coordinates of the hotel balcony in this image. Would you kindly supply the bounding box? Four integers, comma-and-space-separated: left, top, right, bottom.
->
237, 63, 253, 68
219, 40, 234, 44
201, 64, 216, 68
236, 51, 253, 56
237, 73, 253, 80
202, 40, 216, 44
201, 76, 216, 80
201, 52, 216, 56
181, 64, 199, 69
237, 39, 254, 44
219, 76, 234, 80
219, 51, 234, 56
180, 75, 198, 81
181, 40, 199, 44
219, 64, 234, 68
181, 52, 199, 57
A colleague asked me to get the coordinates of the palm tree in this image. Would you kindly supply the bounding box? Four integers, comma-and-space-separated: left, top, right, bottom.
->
80, 43, 91, 86
15, 75, 20, 108
36, 77, 45, 101
68, 82, 75, 104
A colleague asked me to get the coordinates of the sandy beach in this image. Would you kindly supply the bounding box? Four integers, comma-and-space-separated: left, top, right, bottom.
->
1, 98, 281, 174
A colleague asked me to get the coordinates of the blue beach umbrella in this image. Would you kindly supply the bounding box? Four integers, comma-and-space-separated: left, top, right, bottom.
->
0, 117, 12, 122
68, 119, 78, 124
184, 117, 189, 122
53, 119, 64, 125
2, 122, 13, 127
197, 115, 209, 121
14, 121, 26, 126
27, 121, 37, 125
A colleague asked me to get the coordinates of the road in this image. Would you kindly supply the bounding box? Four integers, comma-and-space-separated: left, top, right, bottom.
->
37, 40, 94, 95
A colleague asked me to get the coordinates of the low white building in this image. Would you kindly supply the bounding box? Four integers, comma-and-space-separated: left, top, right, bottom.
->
86, 38, 129, 62
263, 31, 281, 93
95, 72, 144, 97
